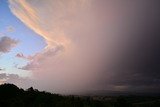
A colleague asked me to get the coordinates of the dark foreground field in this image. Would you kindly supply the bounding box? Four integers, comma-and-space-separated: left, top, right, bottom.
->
0, 84, 160, 107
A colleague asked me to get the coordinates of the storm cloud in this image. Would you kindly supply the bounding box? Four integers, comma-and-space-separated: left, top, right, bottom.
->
9, 0, 160, 94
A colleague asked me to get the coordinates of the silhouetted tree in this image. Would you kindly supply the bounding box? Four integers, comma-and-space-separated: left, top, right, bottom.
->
0, 83, 159, 107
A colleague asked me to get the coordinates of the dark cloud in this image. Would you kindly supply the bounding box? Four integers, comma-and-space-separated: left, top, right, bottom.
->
97, 0, 160, 92
16, 53, 29, 60
0, 36, 18, 53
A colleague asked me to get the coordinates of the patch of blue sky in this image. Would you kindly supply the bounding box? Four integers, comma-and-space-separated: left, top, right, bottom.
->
0, 0, 45, 76
0, 0, 46, 55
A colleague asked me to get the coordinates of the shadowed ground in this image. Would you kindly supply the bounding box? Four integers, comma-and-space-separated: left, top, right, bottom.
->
0, 83, 160, 107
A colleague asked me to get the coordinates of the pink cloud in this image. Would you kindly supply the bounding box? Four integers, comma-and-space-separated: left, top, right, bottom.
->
0, 36, 18, 53
9, 0, 142, 94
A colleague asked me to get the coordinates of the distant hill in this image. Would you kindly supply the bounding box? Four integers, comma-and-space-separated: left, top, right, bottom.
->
83, 90, 160, 96
0, 83, 160, 107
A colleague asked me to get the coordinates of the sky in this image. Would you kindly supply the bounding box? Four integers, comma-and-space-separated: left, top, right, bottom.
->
0, 0, 46, 76
0, 0, 160, 94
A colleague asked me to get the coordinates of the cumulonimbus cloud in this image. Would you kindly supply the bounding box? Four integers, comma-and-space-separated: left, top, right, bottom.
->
9, 0, 117, 93
9, 0, 160, 94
